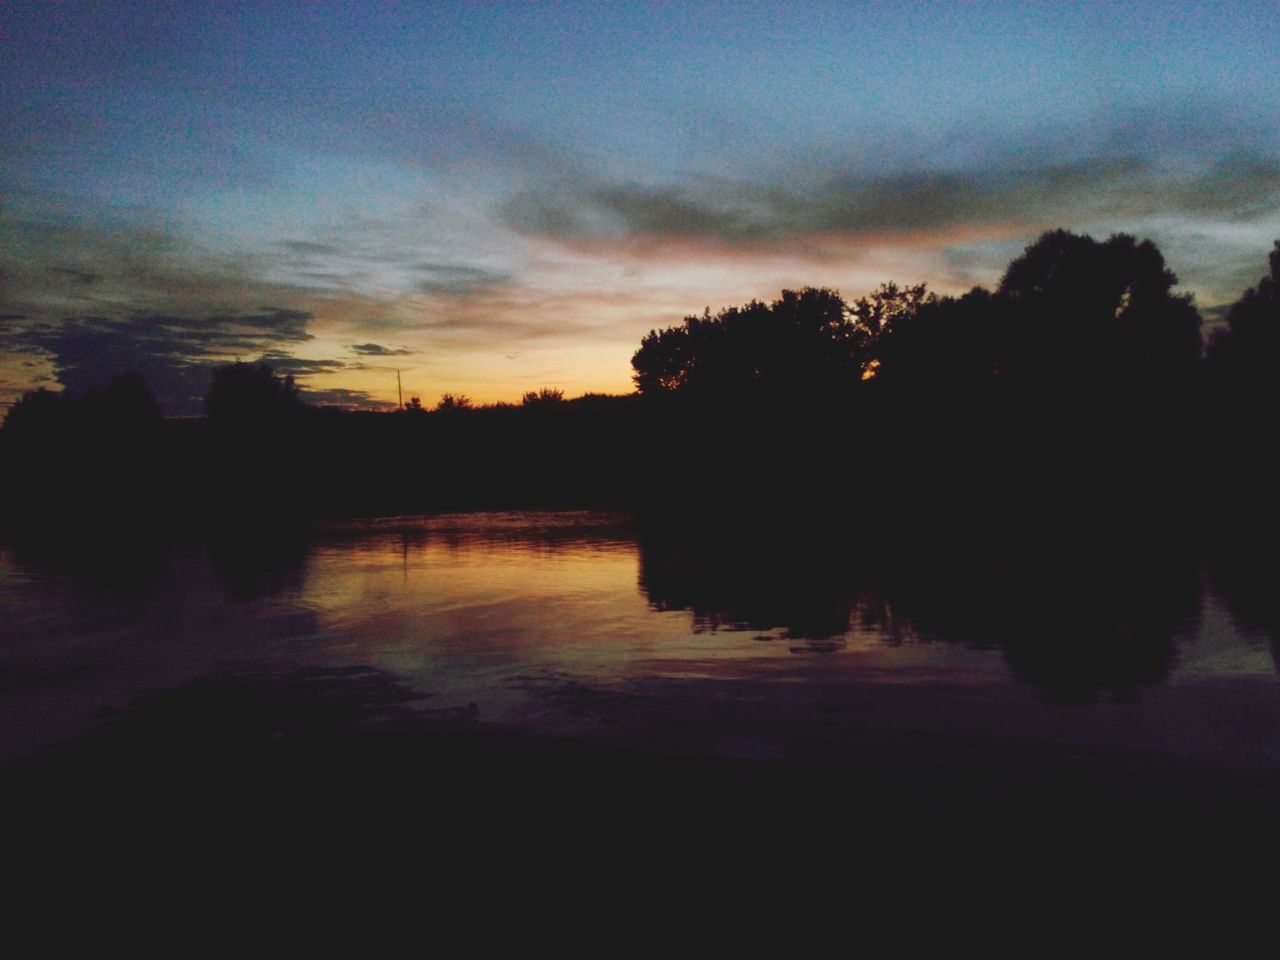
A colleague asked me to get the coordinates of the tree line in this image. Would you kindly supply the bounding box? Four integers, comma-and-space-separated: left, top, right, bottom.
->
1, 228, 1277, 532
5, 228, 1278, 430
631, 229, 1270, 401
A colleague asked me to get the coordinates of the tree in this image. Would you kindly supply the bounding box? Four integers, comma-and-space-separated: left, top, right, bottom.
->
847, 282, 935, 381
995, 230, 1201, 383
522, 387, 565, 406
2, 387, 71, 434
206, 363, 303, 425
86, 372, 162, 426
4, 372, 161, 434
436, 393, 472, 412
849, 282, 934, 342
631, 287, 860, 398
1205, 240, 1280, 396
869, 286, 1003, 390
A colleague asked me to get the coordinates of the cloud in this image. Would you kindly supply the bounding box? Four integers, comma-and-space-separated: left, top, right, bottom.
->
501, 155, 1280, 250
351, 343, 414, 356
0, 309, 324, 415
0, 200, 367, 412
277, 240, 342, 256
414, 263, 514, 297
1, 199, 306, 320
49, 266, 101, 286
259, 212, 518, 301
253, 352, 346, 377
300, 386, 394, 410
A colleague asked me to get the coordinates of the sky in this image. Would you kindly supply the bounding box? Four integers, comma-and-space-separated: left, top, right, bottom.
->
3, 0, 1279, 414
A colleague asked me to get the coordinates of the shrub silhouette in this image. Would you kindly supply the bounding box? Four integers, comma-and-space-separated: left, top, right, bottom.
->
436, 393, 472, 411
522, 387, 565, 406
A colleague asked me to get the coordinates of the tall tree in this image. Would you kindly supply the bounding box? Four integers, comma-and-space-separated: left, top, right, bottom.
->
996, 230, 1201, 384
1205, 240, 1280, 396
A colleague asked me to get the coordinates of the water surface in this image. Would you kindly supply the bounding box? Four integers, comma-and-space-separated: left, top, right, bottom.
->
4, 510, 1279, 765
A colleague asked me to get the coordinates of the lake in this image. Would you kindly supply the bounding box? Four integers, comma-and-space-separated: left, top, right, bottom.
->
4, 509, 1279, 770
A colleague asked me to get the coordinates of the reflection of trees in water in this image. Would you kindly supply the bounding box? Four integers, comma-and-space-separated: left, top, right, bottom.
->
1206, 540, 1280, 673
886, 544, 1201, 704
2, 528, 173, 596
208, 529, 312, 602
636, 526, 1201, 702
2, 524, 316, 604
638, 529, 858, 641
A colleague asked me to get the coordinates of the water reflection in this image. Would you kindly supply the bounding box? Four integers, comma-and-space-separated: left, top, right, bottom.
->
209, 529, 311, 602
635, 526, 1202, 703
1206, 535, 1280, 671
886, 543, 1201, 705
638, 526, 857, 641
1, 510, 1278, 767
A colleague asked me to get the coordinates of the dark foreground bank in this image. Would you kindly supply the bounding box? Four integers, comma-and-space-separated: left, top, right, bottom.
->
6, 665, 1278, 890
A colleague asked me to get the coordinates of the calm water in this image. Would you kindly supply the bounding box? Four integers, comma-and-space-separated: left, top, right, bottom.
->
3, 509, 1279, 765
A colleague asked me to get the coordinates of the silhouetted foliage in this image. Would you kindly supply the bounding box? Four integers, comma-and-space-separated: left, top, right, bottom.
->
436, 393, 472, 412
0, 373, 166, 531
205, 363, 303, 425
994, 229, 1202, 384
847, 281, 935, 378
84, 371, 163, 427
632, 287, 860, 399
633, 231, 1200, 406
869, 286, 1003, 389
4, 372, 161, 434
3, 387, 72, 434
4, 228, 1277, 537
1206, 240, 1280, 400
522, 387, 565, 406
848, 282, 934, 343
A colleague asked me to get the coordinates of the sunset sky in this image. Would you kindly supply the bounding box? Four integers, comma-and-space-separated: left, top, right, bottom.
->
3, 1, 1279, 414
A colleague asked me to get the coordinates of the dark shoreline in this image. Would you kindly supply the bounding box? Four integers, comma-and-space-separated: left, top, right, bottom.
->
6, 662, 1279, 869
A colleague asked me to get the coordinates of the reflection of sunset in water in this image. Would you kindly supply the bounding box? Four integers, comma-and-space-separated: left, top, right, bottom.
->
296, 514, 1019, 705
3, 510, 1280, 766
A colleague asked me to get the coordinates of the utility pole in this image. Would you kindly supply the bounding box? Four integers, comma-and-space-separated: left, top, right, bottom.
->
396, 369, 403, 409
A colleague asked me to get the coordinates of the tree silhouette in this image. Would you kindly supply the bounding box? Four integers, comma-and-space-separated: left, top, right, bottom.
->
995, 230, 1201, 384
631, 287, 860, 398
205, 363, 303, 425
863, 285, 997, 389
2, 387, 71, 434
4, 373, 161, 434
85, 372, 163, 426
436, 393, 472, 411
848, 282, 934, 346
522, 387, 565, 406
1205, 240, 1280, 400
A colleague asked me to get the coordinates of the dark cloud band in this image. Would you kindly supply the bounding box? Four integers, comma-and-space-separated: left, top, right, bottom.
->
501, 155, 1280, 246
0, 309, 323, 415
